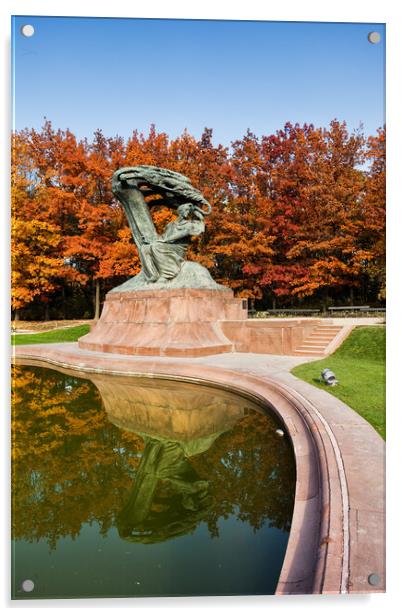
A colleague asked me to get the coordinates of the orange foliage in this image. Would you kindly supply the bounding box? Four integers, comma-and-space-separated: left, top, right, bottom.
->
11, 121, 386, 314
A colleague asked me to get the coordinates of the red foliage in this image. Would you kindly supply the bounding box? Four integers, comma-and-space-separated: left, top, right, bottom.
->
11, 121, 385, 315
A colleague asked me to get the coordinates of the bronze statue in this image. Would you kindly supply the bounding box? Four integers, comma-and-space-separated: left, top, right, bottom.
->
112, 166, 223, 290
140, 202, 205, 282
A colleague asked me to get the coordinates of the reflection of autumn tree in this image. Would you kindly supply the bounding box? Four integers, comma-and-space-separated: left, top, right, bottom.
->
191, 412, 296, 537
12, 366, 295, 549
12, 365, 144, 549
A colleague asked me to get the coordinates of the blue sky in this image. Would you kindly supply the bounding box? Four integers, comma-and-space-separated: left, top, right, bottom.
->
12, 16, 385, 145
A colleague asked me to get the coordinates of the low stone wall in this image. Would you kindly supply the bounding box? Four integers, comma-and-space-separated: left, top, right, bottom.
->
222, 318, 321, 354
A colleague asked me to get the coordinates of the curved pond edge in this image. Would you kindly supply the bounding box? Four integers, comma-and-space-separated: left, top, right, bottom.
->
12, 343, 385, 595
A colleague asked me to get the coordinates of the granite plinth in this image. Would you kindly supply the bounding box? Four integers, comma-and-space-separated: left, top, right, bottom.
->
78, 287, 247, 357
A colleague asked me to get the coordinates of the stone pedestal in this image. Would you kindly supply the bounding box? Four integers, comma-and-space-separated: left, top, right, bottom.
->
78, 287, 247, 357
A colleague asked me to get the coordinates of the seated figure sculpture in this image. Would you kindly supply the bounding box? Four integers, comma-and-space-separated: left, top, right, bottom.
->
78, 164, 245, 357
141, 203, 205, 282
111, 166, 223, 290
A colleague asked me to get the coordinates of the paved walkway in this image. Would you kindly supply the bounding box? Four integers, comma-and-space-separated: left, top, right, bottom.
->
194, 351, 314, 373
328, 317, 384, 326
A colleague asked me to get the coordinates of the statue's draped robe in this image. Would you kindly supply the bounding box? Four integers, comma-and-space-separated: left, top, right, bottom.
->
143, 218, 205, 281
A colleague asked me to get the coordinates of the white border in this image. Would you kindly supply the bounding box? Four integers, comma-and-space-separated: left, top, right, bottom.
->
0, 0, 393, 22
1, 1, 401, 615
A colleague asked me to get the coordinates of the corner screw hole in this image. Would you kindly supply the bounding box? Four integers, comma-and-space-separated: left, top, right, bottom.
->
21, 25, 35, 38
368, 32, 381, 44
368, 573, 380, 586
22, 579, 35, 592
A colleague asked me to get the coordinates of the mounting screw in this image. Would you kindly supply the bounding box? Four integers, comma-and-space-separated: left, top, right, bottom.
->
22, 579, 35, 592
368, 573, 380, 586
368, 32, 381, 44
21, 24, 35, 37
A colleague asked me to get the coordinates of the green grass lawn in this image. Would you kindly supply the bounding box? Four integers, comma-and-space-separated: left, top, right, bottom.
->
291, 326, 385, 439
11, 324, 90, 346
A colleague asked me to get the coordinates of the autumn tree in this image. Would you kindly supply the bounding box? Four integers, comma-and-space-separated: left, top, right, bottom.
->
210, 129, 276, 302
11, 121, 386, 318
284, 121, 367, 304
362, 127, 386, 299
12, 122, 91, 318
63, 129, 127, 318
11, 132, 67, 320
255, 121, 367, 306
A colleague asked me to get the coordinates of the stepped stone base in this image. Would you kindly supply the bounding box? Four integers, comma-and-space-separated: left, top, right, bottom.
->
78, 286, 345, 357
78, 287, 247, 357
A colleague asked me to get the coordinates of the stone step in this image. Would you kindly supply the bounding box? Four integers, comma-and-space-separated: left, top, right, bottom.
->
306, 339, 337, 345
314, 325, 342, 329
302, 335, 337, 342
308, 335, 340, 341
293, 349, 326, 356
308, 333, 339, 340
294, 324, 345, 356
296, 344, 327, 350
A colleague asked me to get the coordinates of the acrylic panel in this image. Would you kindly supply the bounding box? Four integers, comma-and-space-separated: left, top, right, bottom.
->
11, 16, 385, 600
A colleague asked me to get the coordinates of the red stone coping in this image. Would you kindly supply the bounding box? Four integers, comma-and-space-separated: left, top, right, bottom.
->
12, 344, 385, 595
106, 287, 235, 300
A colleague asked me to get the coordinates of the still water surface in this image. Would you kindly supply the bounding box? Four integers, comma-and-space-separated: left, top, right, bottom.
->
12, 365, 295, 599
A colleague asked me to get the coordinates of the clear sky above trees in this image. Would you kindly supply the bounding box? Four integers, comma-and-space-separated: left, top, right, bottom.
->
12, 17, 385, 145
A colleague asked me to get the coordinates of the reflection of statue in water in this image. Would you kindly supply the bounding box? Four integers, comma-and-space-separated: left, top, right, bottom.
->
95, 375, 248, 544
112, 166, 225, 290
117, 436, 212, 544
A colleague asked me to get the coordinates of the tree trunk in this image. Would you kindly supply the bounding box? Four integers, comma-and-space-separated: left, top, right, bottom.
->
322, 288, 329, 313
44, 304, 50, 321
94, 279, 100, 320
14, 309, 20, 324
272, 296, 276, 310
349, 287, 354, 306
61, 286, 67, 320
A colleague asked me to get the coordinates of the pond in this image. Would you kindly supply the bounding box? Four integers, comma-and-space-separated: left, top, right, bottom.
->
11, 364, 296, 599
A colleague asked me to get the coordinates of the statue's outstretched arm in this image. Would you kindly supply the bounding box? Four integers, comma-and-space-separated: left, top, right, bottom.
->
160, 220, 205, 243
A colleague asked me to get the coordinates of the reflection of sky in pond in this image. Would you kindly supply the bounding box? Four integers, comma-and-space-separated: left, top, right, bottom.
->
12, 365, 296, 598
